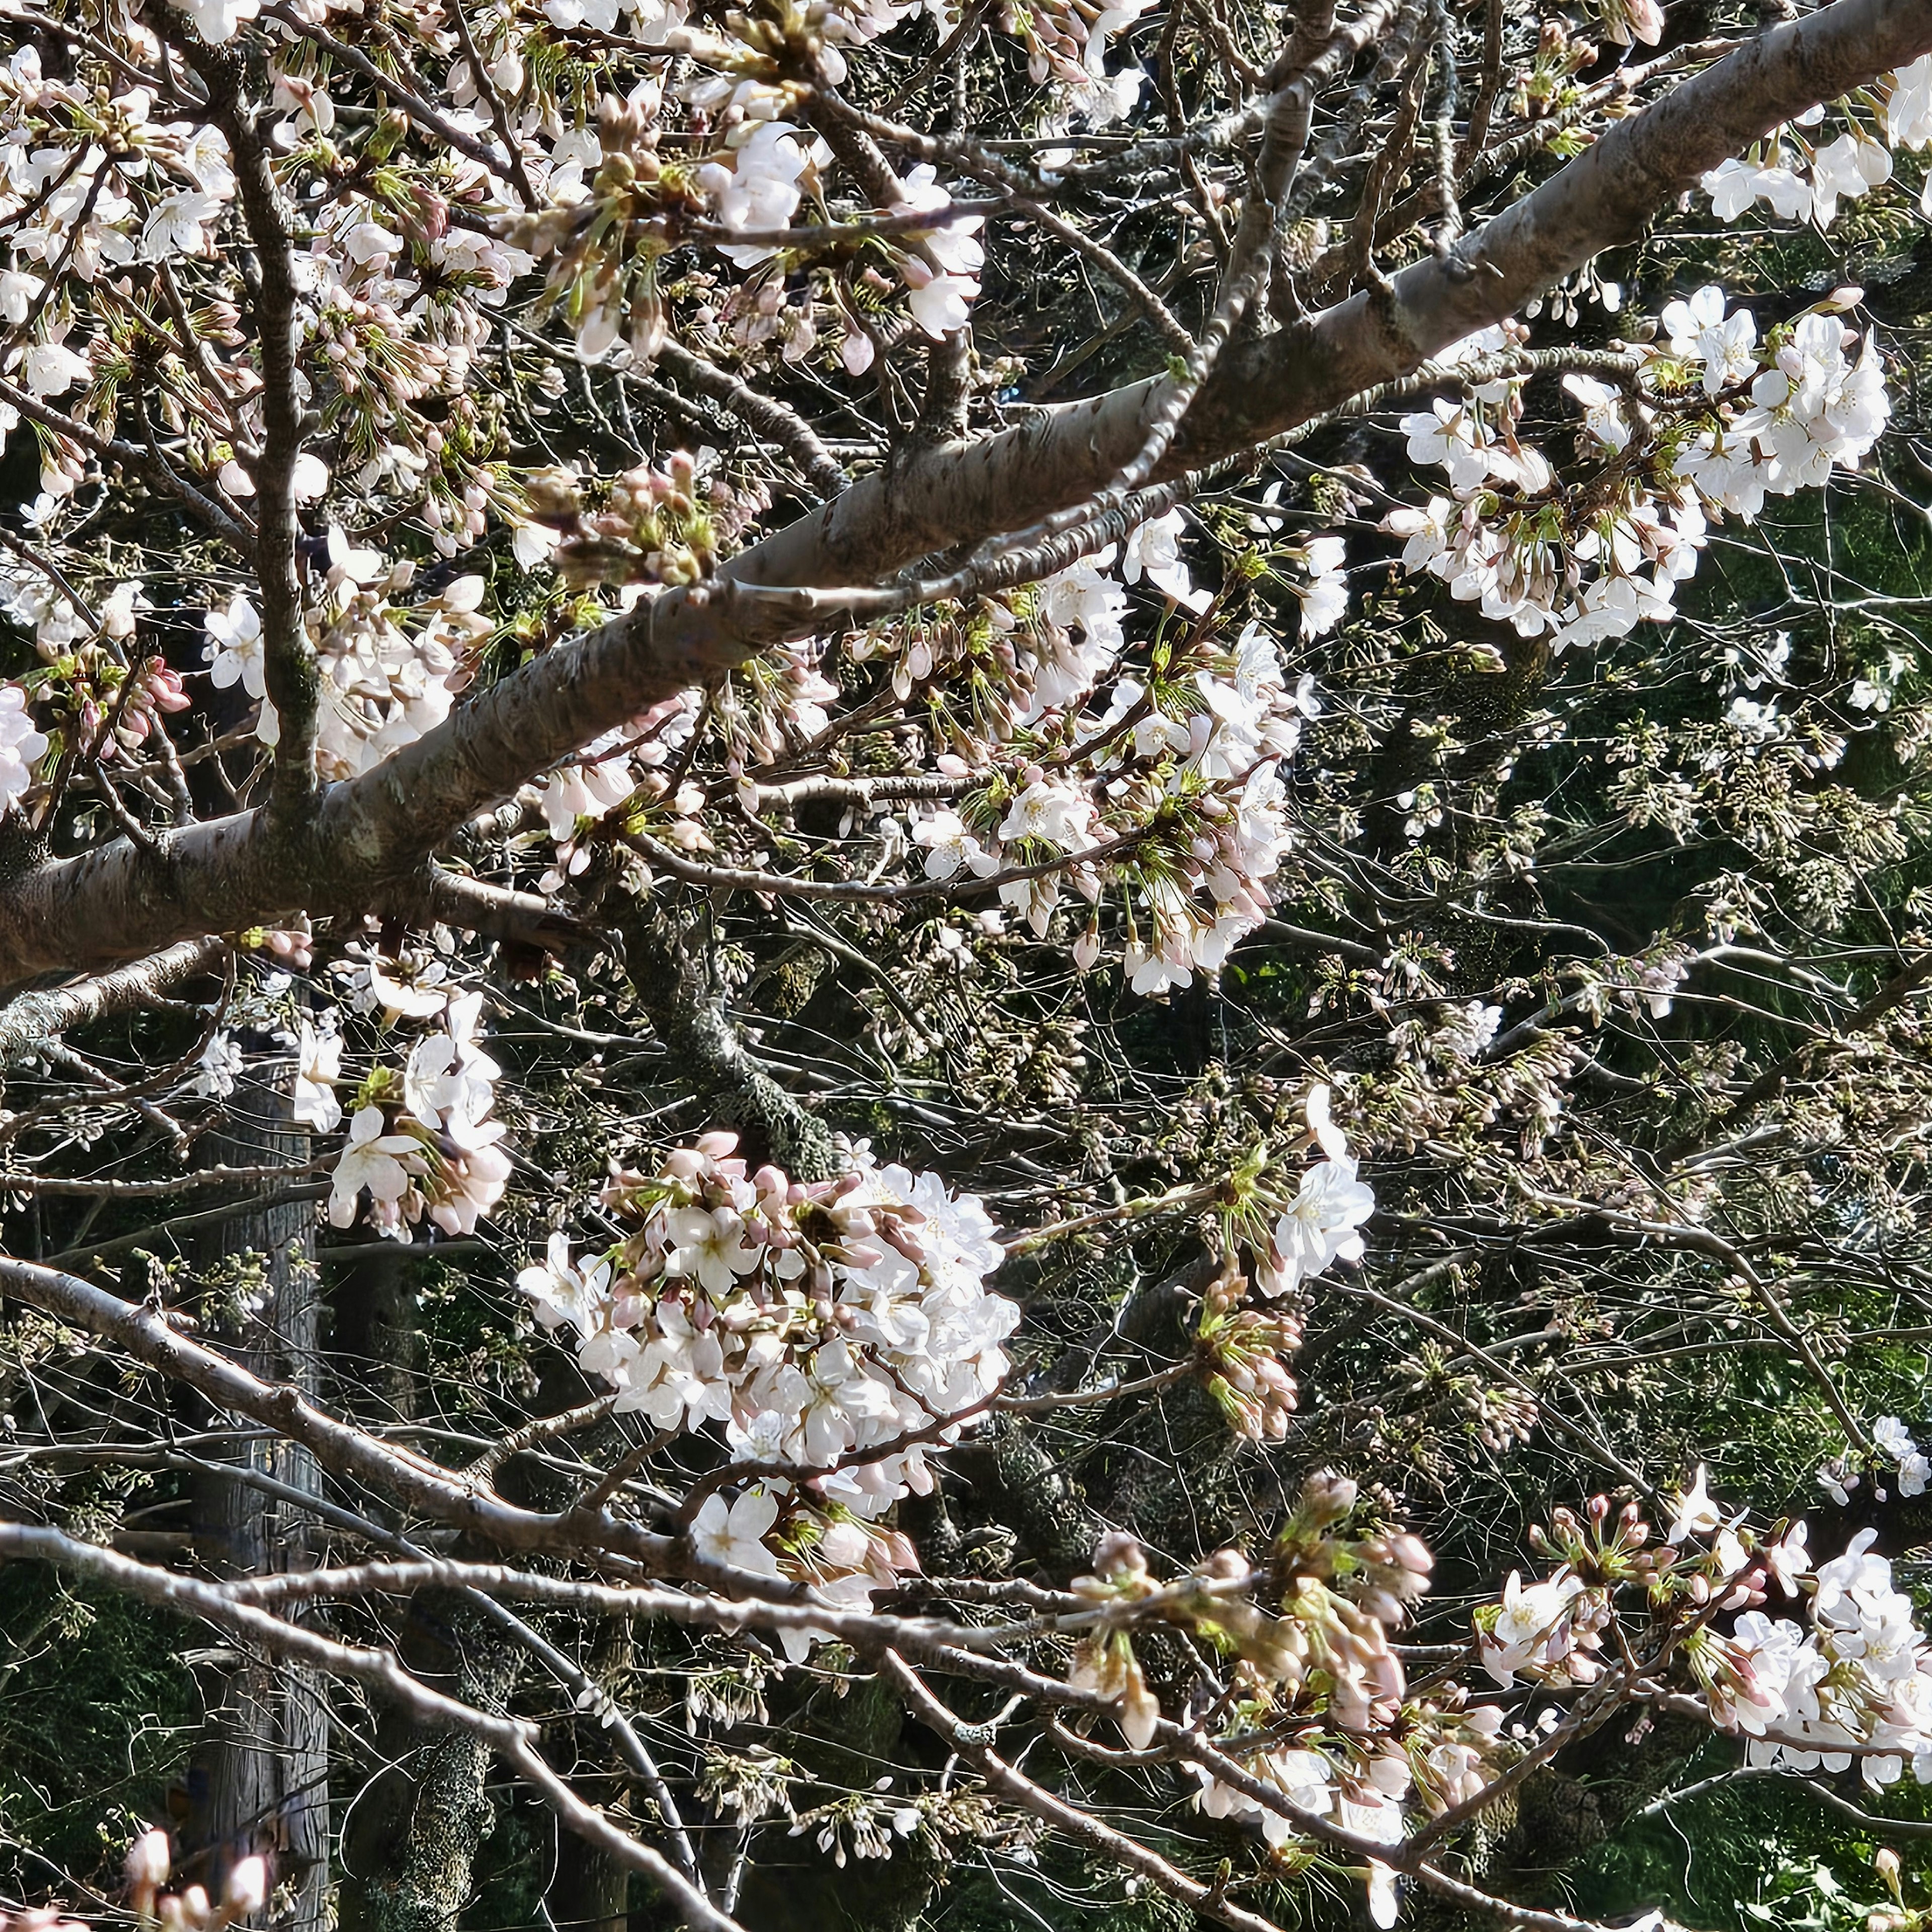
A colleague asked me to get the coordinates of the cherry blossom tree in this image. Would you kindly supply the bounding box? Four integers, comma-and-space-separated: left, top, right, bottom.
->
5, 0, 1932, 1926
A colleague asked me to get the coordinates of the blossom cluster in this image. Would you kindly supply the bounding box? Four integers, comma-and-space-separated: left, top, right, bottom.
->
203, 540, 492, 782
1191, 1091, 1375, 1441
1474, 1472, 1932, 1800
1386, 293, 1888, 655
312, 965, 511, 1238
1666, 292, 1889, 513
1479, 1478, 1751, 1692
1250, 1087, 1378, 1293
893, 519, 1328, 996
0, 682, 45, 816
504, 66, 985, 370
10, 0, 1314, 1016
490, 497, 1331, 1004
517, 1134, 1018, 1641
1068, 1479, 1500, 1932
1819, 1413, 1932, 1505
0, 39, 510, 539
1699, 54, 1932, 228
1718, 1527, 1932, 1790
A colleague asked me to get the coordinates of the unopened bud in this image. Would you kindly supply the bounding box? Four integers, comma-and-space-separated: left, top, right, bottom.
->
127, 1829, 172, 1897
1876, 1846, 1902, 1901
1387, 1532, 1433, 1577
1300, 1469, 1357, 1526
224, 1855, 268, 1917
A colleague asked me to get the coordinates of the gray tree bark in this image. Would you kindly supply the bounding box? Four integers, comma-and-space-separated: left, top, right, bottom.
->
332, 1251, 524, 1932
619, 905, 844, 1181
190, 1054, 329, 1929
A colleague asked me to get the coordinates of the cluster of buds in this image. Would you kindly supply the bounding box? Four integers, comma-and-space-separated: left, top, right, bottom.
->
849, 604, 1020, 734
126, 1830, 269, 1931
683, 1, 834, 88
311, 291, 452, 414
1194, 1259, 1302, 1442
1069, 1533, 1164, 1746
525, 456, 766, 590
501, 88, 707, 362
504, 90, 681, 258
1588, 0, 1662, 46
715, 639, 834, 769
63, 650, 191, 762
1263, 1474, 1433, 1728
1466, 1384, 1539, 1454
1511, 17, 1599, 119
1067, 1477, 1435, 1750
1406, 1695, 1509, 1814
1156, 1480, 1498, 1926
1064, 1442, 1579, 1920
1527, 1494, 1662, 1592
239, 921, 316, 972
996, 0, 1130, 84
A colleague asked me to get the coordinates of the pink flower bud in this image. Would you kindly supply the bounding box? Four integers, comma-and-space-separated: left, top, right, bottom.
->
224, 1856, 268, 1917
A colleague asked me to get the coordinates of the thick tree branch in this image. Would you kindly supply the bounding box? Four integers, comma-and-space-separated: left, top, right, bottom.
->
5, 0, 1929, 989
0, 937, 226, 1069
199, 51, 320, 827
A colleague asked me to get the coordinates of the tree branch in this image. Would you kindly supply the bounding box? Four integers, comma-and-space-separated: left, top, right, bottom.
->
0, 1521, 741, 1932
4, 0, 1928, 990
0, 937, 226, 1069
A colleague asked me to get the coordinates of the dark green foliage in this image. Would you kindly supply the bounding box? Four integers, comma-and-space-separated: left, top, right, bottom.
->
0, 1574, 199, 1907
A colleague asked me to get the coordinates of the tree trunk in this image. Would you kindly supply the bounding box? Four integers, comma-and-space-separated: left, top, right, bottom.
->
339, 1601, 520, 1932
333, 1251, 523, 1932
547, 1619, 634, 1932
548, 1837, 630, 1932
189, 1049, 329, 1928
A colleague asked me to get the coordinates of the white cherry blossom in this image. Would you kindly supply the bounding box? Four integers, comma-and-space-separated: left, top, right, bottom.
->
0, 685, 47, 813
292, 1020, 343, 1133
327, 1106, 424, 1228
1270, 1154, 1376, 1290
204, 597, 267, 699
518, 1232, 615, 1336
692, 1486, 783, 1576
